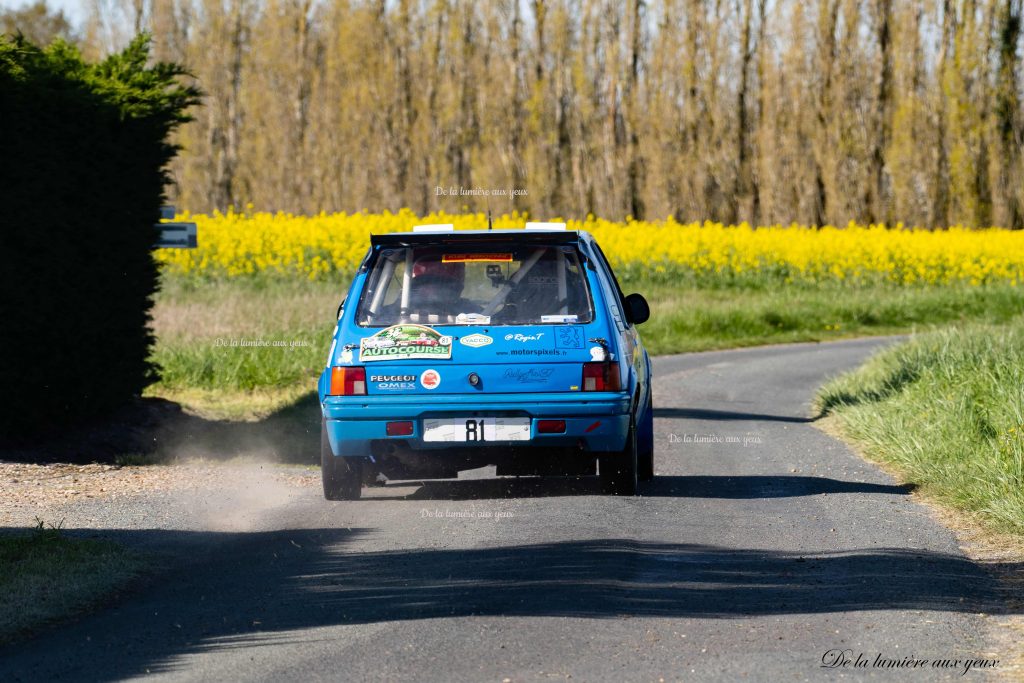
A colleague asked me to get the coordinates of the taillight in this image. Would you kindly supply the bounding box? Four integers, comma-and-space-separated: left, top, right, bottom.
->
582, 362, 621, 391
329, 366, 366, 396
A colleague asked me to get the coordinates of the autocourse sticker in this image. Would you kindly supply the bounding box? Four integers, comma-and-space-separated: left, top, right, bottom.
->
359, 324, 453, 362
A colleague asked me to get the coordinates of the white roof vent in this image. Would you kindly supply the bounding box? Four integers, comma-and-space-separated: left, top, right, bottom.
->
412, 223, 455, 233
525, 221, 567, 231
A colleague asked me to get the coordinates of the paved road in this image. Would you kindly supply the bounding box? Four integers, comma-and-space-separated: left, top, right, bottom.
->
1, 337, 1011, 682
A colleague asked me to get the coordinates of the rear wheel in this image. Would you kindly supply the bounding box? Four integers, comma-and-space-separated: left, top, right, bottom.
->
637, 389, 654, 482
599, 415, 638, 496
321, 420, 362, 500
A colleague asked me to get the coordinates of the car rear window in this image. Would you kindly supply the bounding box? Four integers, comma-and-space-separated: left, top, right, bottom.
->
355, 243, 595, 326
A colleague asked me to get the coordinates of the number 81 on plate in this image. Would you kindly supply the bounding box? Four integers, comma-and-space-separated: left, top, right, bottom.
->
422, 417, 531, 442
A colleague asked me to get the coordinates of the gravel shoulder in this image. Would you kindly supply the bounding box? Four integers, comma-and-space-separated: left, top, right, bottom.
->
0, 461, 319, 534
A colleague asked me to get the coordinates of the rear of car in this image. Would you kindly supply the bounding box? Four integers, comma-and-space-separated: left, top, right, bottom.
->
318, 226, 652, 499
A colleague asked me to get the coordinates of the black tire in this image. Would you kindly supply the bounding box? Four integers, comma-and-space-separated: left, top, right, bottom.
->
599, 415, 638, 496
321, 420, 362, 500
637, 390, 654, 482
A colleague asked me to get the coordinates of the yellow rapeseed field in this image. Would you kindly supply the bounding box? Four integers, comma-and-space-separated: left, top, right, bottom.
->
155, 208, 1024, 285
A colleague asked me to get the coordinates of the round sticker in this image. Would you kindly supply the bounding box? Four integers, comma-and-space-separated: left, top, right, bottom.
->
420, 369, 441, 390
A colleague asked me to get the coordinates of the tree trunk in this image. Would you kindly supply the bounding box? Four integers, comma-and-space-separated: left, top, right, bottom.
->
869, 0, 893, 225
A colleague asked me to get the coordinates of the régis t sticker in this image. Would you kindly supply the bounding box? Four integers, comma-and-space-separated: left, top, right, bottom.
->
359, 324, 453, 362
504, 332, 545, 342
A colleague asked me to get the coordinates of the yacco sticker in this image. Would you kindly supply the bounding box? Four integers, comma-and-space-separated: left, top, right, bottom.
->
442, 253, 512, 263
420, 369, 441, 390
359, 324, 453, 362
460, 333, 493, 348
555, 326, 583, 348
504, 332, 545, 342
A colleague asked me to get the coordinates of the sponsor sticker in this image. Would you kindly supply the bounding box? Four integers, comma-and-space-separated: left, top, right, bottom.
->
370, 373, 417, 391
503, 367, 555, 383
555, 325, 584, 348
543, 314, 579, 323
442, 253, 513, 263
420, 369, 441, 390
589, 346, 607, 361
359, 324, 453, 362
455, 313, 492, 325
504, 332, 545, 342
509, 349, 564, 356
460, 333, 493, 348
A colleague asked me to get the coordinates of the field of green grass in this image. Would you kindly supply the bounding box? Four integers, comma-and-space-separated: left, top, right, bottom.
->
816, 318, 1024, 536
148, 275, 1024, 419
149, 277, 334, 418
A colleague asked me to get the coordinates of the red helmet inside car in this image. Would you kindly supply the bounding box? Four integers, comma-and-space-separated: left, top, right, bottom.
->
412, 257, 465, 284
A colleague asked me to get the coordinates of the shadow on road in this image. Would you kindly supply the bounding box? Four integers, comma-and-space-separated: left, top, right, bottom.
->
363, 474, 911, 501
642, 475, 914, 498
368, 474, 603, 499
653, 407, 820, 423
0, 526, 1016, 681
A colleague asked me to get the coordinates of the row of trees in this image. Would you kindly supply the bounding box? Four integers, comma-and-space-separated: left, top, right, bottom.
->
9, 0, 1024, 226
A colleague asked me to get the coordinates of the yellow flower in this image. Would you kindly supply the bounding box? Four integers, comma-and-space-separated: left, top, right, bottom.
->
153, 211, 1024, 285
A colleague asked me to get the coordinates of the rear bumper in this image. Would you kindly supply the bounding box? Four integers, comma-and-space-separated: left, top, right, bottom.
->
322, 391, 631, 457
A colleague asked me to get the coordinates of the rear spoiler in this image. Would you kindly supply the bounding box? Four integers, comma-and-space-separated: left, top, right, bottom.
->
370, 230, 580, 248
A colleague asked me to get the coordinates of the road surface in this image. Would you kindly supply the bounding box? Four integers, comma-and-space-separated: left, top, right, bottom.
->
1, 336, 1011, 681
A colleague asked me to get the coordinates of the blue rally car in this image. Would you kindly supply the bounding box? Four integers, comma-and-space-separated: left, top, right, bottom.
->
318, 222, 653, 499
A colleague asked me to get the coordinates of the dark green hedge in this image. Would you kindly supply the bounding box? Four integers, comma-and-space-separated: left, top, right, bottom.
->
0, 35, 199, 437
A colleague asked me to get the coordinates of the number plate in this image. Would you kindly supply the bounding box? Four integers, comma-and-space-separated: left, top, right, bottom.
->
422, 417, 531, 442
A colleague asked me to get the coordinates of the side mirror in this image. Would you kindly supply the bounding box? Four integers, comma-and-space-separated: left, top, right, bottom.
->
336, 297, 346, 320
624, 293, 650, 325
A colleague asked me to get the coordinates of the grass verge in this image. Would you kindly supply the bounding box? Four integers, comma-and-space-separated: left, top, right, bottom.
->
0, 521, 147, 643
815, 318, 1024, 536
639, 280, 1024, 354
